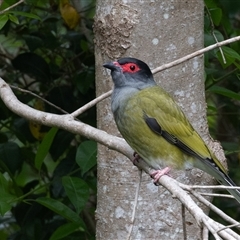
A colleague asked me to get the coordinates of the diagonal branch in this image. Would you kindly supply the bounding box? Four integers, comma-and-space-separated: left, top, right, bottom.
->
0, 77, 240, 239
74, 35, 240, 116
152, 35, 240, 74
0, 0, 25, 15
1, 35, 240, 239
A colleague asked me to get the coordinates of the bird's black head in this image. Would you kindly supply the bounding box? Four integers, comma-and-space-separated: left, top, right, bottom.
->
103, 57, 156, 89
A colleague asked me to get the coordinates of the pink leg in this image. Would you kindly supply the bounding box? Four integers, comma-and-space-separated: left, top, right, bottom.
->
150, 167, 171, 183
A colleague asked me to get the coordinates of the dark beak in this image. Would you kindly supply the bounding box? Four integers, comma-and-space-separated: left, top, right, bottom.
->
103, 62, 118, 71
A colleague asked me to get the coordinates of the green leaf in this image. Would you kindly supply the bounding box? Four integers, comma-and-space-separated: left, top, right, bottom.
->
8, 14, 19, 24
76, 141, 97, 175
50, 222, 81, 240
62, 176, 89, 214
0, 173, 15, 216
0, 14, 8, 30
8, 11, 41, 20
50, 131, 75, 161
36, 197, 85, 227
35, 127, 58, 170
216, 46, 240, 68
204, 30, 224, 46
208, 86, 240, 100
204, 0, 217, 8
209, 7, 222, 26
222, 46, 240, 61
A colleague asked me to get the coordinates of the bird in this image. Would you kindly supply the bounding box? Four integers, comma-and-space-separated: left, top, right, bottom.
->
103, 57, 240, 203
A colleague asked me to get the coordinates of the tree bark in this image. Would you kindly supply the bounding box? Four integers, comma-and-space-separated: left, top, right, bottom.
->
94, 1, 215, 239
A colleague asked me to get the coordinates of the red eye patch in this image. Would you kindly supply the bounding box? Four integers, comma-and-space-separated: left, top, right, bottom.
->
121, 63, 140, 73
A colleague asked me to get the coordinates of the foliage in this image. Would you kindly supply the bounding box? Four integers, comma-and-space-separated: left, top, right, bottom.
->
0, 0, 96, 239
204, 0, 240, 221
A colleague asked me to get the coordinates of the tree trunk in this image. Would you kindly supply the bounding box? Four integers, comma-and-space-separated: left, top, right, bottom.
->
94, 1, 213, 239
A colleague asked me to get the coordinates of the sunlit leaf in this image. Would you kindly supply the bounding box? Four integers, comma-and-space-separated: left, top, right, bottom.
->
59, 0, 80, 29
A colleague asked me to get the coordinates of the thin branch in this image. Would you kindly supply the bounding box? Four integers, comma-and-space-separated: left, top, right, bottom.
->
82, 35, 240, 114
202, 226, 209, 240
201, 217, 222, 240
200, 193, 234, 199
132, 157, 240, 239
71, 90, 112, 117
0, 78, 132, 157
217, 223, 240, 234
0, 0, 25, 15
126, 170, 142, 240
1, 77, 240, 239
188, 185, 240, 190
180, 183, 240, 228
6, 36, 240, 119
152, 35, 240, 74
205, 5, 226, 64
182, 204, 187, 240
10, 85, 69, 115
1, 36, 240, 238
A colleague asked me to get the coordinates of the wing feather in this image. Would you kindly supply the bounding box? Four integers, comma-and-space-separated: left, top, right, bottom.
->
137, 86, 227, 173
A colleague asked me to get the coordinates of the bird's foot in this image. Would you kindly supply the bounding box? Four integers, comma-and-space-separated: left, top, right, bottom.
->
150, 167, 171, 185
132, 152, 141, 165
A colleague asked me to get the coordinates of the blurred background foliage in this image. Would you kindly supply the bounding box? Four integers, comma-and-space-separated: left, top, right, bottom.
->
0, 0, 240, 239
204, 0, 240, 223
0, 0, 96, 239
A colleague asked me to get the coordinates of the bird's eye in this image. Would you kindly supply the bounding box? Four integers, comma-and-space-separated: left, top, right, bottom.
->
121, 63, 139, 73
130, 65, 135, 71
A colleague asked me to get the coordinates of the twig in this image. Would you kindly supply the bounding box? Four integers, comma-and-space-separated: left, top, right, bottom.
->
201, 217, 222, 240
8, 36, 240, 119
10, 85, 69, 115
0, 0, 25, 15
152, 35, 240, 74
202, 226, 209, 240
126, 169, 142, 240
217, 223, 240, 234
179, 183, 240, 228
188, 185, 240, 190
0, 77, 132, 156
1, 77, 240, 239
205, 5, 226, 64
200, 193, 234, 199
182, 204, 187, 240
71, 90, 111, 117
86, 35, 240, 114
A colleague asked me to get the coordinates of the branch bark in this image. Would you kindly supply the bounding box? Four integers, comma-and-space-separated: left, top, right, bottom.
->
1, 70, 240, 239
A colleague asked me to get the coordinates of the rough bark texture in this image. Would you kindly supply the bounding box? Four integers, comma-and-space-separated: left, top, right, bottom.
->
95, 0, 214, 239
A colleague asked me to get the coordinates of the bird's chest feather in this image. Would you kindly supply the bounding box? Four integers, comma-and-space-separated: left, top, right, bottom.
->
114, 92, 189, 170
